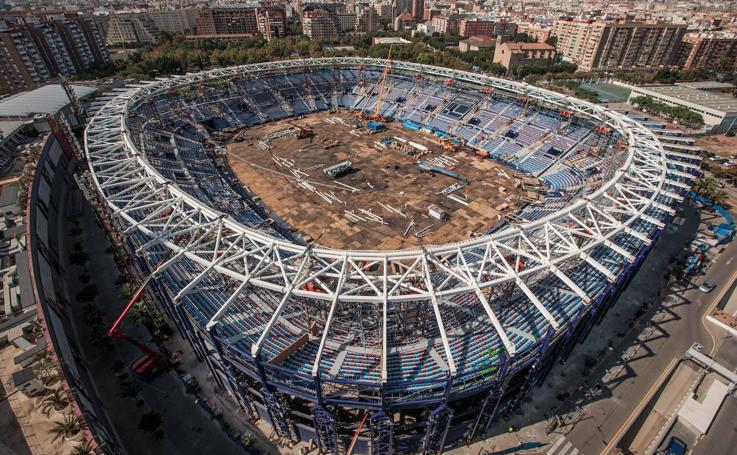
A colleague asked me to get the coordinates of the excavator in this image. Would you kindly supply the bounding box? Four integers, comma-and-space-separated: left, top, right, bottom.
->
288, 121, 314, 139
108, 260, 168, 378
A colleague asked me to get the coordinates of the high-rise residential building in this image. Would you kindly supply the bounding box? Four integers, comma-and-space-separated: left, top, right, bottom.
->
195, 6, 286, 40
678, 32, 737, 71
336, 12, 357, 32
411, 0, 424, 21
106, 14, 156, 45
392, 0, 413, 19
430, 15, 458, 35
148, 9, 200, 35
197, 6, 258, 35
257, 7, 287, 41
0, 14, 108, 95
459, 19, 517, 39
302, 9, 338, 41
552, 19, 686, 71
374, 3, 394, 22
356, 5, 380, 33
0, 24, 48, 94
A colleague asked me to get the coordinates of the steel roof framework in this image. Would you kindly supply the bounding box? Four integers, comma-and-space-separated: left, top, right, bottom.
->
84, 58, 693, 383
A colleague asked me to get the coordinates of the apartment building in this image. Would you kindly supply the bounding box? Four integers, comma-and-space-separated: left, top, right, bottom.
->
552, 19, 686, 71
459, 19, 517, 39
302, 9, 338, 41
0, 25, 47, 93
355, 6, 380, 33
106, 14, 156, 45
336, 12, 357, 32
374, 3, 394, 22
0, 15, 108, 95
148, 8, 200, 34
411, 0, 424, 21
430, 15, 459, 35
257, 8, 287, 40
678, 32, 737, 71
393, 0, 413, 19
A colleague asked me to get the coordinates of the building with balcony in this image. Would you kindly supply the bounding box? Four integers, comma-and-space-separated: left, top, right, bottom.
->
552, 19, 686, 71
678, 32, 737, 71
459, 19, 517, 39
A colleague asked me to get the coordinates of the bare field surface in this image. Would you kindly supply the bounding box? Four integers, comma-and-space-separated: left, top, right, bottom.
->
226, 111, 530, 250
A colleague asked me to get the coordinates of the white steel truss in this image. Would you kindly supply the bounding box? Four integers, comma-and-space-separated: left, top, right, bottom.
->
85, 58, 697, 374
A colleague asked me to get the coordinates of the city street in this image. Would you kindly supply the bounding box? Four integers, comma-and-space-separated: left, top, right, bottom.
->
562, 211, 737, 454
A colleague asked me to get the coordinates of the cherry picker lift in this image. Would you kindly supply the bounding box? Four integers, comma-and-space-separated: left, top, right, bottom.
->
108, 259, 169, 378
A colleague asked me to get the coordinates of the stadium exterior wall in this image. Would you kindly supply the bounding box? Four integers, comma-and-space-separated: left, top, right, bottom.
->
27, 119, 124, 454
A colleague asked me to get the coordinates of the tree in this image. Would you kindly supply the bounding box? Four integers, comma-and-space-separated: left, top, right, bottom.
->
50, 415, 82, 442
545, 35, 557, 46
511, 32, 535, 43
40, 388, 69, 416
70, 440, 96, 455
693, 176, 728, 206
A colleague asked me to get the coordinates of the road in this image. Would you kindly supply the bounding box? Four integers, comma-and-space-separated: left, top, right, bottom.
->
692, 334, 737, 455
559, 208, 737, 454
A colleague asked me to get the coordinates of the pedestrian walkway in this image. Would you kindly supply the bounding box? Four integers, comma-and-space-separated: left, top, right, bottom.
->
546, 435, 580, 455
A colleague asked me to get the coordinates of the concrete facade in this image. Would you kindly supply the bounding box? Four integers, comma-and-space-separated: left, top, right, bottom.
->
552, 19, 686, 71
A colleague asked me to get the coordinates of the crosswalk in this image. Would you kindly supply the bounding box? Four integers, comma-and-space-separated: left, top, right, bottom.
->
546, 435, 580, 455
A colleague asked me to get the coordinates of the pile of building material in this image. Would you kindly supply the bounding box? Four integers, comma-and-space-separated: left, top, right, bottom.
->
323, 161, 352, 178
263, 127, 298, 141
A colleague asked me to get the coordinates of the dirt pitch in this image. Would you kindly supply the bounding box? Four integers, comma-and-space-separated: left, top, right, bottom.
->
226, 111, 530, 250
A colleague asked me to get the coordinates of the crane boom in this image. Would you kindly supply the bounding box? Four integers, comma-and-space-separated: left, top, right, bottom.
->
108, 259, 168, 377
373, 46, 393, 118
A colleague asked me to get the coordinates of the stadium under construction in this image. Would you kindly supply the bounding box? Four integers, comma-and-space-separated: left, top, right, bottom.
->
83, 57, 702, 454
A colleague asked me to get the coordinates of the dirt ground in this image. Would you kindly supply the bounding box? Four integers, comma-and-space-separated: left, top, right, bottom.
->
226, 111, 532, 250
696, 134, 737, 157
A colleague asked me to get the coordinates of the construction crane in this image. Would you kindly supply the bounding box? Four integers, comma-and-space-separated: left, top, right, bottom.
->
108, 261, 168, 378
358, 46, 394, 122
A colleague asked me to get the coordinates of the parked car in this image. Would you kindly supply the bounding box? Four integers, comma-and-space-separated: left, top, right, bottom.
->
664, 436, 687, 455
699, 280, 717, 293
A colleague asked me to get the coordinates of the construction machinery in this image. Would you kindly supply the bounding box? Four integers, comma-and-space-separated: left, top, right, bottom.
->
439, 133, 468, 153
108, 262, 167, 378
288, 121, 314, 139
418, 161, 470, 183
358, 46, 394, 122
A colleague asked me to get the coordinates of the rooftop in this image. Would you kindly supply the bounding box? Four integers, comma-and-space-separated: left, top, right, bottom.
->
501, 41, 556, 51
638, 85, 737, 114
0, 84, 96, 119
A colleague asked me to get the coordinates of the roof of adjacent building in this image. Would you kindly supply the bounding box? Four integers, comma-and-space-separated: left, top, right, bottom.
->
395, 12, 415, 21
676, 81, 735, 91
0, 84, 96, 119
500, 41, 556, 52
468, 34, 494, 42
637, 85, 737, 114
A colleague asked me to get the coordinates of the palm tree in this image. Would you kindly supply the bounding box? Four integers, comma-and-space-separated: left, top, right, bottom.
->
29, 319, 44, 342
33, 348, 58, 385
40, 388, 69, 416
50, 414, 81, 442
70, 439, 96, 455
